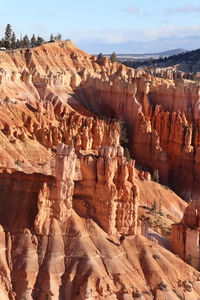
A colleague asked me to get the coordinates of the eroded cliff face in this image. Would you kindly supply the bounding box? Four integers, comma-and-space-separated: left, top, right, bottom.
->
74, 61, 200, 200
172, 199, 200, 271
1, 40, 200, 198
0, 144, 198, 300
0, 41, 200, 299
74, 146, 138, 235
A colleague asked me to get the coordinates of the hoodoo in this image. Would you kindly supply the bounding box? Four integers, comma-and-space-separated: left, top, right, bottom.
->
0, 41, 200, 299
172, 199, 200, 270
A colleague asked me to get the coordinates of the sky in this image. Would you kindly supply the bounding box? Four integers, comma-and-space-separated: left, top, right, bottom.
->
0, 0, 200, 53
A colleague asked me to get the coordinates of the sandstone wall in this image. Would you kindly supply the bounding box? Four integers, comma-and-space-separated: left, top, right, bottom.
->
1, 41, 200, 198
74, 146, 138, 235
0, 41, 200, 299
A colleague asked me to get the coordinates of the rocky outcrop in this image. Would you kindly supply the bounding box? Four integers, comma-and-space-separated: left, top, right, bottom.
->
1, 41, 200, 299
172, 199, 200, 270
74, 146, 138, 235
1, 40, 200, 197
0, 100, 120, 175
34, 144, 77, 235
0, 166, 198, 299
75, 67, 200, 199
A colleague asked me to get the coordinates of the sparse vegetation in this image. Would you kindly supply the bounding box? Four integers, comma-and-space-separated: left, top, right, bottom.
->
97, 52, 104, 59
119, 118, 131, 160
122, 48, 200, 78
133, 290, 142, 298
186, 255, 192, 266
157, 282, 167, 291
0, 24, 69, 50
15, 159, 21, 166
152, 254, 160, 259
139, 205, 173, 237
110, 51, 118, 63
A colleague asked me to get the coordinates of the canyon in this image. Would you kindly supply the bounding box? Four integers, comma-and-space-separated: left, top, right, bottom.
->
0, 40, 200, 299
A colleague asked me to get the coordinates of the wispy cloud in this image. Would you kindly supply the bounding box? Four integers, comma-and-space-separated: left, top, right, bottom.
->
70, 25, 200, 44
165, 5, 200, 16
125, 5, 140, 15
69, 25, 200, 53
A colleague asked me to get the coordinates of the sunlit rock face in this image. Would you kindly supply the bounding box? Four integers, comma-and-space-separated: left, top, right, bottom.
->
0, 146, 198, 300
1, 40, 200, 198
172, 199, 200, 271
0, 41, 200, 299
74, 146, 138, 235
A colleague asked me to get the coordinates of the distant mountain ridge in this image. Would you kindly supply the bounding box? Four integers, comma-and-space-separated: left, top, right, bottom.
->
117, 48, 186, 57
152, 48, 186, 56
123, 47, 200, 73
95, 48, 186, 62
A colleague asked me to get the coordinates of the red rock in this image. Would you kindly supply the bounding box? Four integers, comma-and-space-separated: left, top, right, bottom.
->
0, 41, 199, 299
172, 199, 200, 270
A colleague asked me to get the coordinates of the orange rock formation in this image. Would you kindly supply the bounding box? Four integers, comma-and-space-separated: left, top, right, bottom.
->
172, 199, 200, 270
0, 143, 197, 299
0, 40, 200, 198
0, 41, 200, 299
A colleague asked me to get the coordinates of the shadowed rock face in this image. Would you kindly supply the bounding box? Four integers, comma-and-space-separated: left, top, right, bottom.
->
75, 74, 200, 200
0, 41, 200, 299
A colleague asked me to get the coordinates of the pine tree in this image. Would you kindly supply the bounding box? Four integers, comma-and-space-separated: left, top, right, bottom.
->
22, 35, 30, 48
110, 52, 117, 63
36, 36, 45, 46
11, 32, 16, 49
15, 39, 21, 49
4, 24, 12, 49
50, 34, 54, 42
0, 39, 5, 48
56, 33, 62, 40
97, 53, 104, 59
30, 34, 37, 47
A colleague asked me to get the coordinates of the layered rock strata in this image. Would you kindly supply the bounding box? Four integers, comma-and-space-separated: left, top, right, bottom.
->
74, 145, 138, 235
1, 41, 200, 197
172, 199, 200, 270
0, 145, 199, 299
1, 41, 200, 299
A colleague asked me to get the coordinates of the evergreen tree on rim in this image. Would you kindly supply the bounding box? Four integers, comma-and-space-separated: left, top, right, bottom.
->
30, 34, 37, 47
97, 53, 104, 59
110, 52, 117, 63
22, 35, 30, 48
37, 36, 45, 46
4, 24, 12, 49
15, 39, 21, 49
11, 32, 16, 49
50, 33, 54, 42
56, 33, 62, 40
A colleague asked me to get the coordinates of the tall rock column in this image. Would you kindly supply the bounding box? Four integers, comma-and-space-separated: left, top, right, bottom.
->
142, 81, 151, 118
96, 146, 119, 235
53, 143, 77, 221
74, 146, 139, 236
172, 199, 200, 269
34, 144, 77, 235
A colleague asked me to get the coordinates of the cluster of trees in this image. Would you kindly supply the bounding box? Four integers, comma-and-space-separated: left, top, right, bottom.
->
123, 48, 200, 70
97, 52, 118, 63
0, 24, 63, 50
